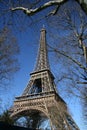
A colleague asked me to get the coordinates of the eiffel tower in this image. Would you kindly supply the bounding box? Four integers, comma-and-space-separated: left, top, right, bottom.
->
10, 28, 79, 130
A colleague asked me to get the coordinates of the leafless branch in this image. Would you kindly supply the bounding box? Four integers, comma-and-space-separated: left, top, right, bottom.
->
11, 0, 67, 16
48, 44, 87, 71
77, 81, 87, 84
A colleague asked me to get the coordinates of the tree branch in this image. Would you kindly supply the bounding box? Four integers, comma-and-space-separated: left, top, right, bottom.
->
48, 44, 87, 71
77, 81, 87, 84
11, 0, 67, 16
10, 0, 87, 16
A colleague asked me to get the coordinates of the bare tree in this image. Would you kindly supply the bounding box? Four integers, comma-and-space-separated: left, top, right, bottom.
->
45, 2, 87, 123
45, 2, 87, 121
47, 1, 87, 83
0, 27, 19, 87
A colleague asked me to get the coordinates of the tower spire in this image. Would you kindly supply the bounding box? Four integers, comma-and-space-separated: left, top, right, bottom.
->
34, 27, 50, 72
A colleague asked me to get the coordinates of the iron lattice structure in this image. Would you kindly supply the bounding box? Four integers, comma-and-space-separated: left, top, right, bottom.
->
10, 28, 79, 130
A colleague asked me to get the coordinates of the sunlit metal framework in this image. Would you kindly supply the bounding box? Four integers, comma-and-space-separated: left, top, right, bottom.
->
10, 28, 80, 130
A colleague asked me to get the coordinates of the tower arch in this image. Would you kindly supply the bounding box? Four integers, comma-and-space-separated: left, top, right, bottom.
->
11, 106, 49, 120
